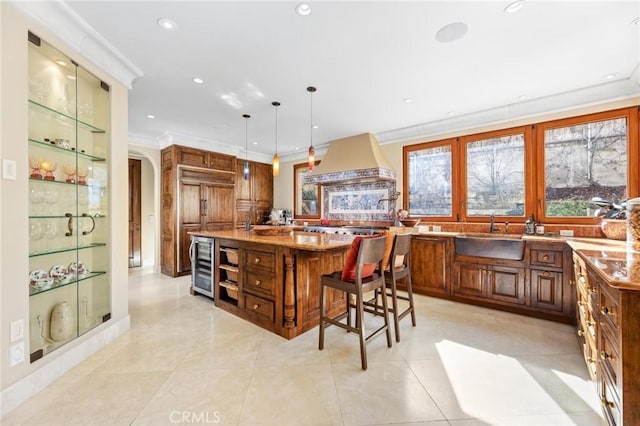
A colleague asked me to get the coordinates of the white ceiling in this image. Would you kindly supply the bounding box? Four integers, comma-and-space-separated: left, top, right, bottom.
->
23, 1, 640, 161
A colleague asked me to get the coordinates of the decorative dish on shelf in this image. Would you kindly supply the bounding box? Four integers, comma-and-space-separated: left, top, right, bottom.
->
49, 264, 67, 279
29, 269, 48, 283
69, 260, 89, 277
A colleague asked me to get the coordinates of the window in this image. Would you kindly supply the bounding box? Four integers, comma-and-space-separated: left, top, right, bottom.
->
463, 132, 526, 217
539, 111, 631, 220
403, 106, 638, 224
405, 141, 454, 218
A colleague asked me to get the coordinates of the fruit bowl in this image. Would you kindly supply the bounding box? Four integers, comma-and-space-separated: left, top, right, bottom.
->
600, 218, 627, 241
400, 219, 421, 227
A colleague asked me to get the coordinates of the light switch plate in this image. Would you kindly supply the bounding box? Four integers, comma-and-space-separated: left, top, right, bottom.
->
10, 319, 24, 342
2, 159, 17, 180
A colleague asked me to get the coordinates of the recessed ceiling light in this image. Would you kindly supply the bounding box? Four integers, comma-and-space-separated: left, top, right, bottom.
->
447, 111, 455, 116
157, 18, 178, 31
403, 98, 413, 103
55, 60, 66, 66
295, 3, 311, 16
631, 17, 640, 25
66, 75, 76, 80
504, 0, 525, 14
147, 114, 156, 119
517, 94, 526, 100
313, 125, 319, 129
252, 142, 258, 145
192, 77, 204, 84
602, 73, 619, 80
435, 22, 468, 43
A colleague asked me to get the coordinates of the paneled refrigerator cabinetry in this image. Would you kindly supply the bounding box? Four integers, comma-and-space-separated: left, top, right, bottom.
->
28, 33, 111, 362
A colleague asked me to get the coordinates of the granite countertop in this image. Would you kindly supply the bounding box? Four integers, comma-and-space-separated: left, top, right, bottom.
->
189, 229, 356, 251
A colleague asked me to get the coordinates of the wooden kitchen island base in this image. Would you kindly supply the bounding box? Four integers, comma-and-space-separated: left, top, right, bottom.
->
191, 230, 354, 339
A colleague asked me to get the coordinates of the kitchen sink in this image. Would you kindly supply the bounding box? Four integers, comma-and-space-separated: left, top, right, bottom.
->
454, 235, 526, 260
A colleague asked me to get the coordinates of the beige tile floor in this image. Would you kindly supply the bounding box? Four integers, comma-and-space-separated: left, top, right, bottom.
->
4, 268, 607, 425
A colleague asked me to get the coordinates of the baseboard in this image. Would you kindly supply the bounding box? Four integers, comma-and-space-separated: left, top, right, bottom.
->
0, 315, 131, 418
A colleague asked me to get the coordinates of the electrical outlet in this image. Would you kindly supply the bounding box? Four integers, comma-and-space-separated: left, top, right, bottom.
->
10, 342, 24, 366
432, 225, 442, 232
559, 230, 574, 237
10, 319, 24, 342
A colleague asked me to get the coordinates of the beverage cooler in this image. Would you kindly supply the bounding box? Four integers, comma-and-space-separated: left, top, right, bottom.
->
190, 236, 214, 297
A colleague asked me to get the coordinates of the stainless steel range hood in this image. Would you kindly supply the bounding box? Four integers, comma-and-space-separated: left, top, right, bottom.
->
304, 132, 396, 185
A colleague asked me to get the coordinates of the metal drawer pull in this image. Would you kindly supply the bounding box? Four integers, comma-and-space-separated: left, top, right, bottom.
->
542, 255, 550, 261
577, 330, 585, 337
255, 280, 261, 286
254, 257, 261, 263
601, 398, 615, 408
543, 271, 550, 276
601, 306, 614, 316
253, 304, 260, 310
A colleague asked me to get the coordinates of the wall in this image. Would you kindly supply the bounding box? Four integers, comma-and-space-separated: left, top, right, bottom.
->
0, 2, 130, 416
275, 97, 640, 222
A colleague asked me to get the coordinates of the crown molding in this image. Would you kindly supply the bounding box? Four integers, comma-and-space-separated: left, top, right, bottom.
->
12, 0, 143, 89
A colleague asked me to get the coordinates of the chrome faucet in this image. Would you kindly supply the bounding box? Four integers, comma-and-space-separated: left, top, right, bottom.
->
489, 214, 497, 233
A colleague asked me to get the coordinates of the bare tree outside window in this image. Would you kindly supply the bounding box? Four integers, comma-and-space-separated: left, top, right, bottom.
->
407, 145, 452, 216
544, 117, 627, 217
466, 134, 525, 216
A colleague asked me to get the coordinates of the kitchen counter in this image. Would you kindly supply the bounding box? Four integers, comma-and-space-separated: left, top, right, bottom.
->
191, 229, 355, 251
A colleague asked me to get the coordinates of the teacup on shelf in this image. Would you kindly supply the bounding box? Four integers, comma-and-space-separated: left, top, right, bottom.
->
77, 167, 88, 185
30, 157, 43, 179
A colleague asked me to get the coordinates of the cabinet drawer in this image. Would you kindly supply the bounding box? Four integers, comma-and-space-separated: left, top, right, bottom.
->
245, 270, 275, 296
599, 284, 620, 333
245, 250, 275, 272
243, 293, 274, 322
600, 366, 621, 426
530, 249, 563, 268
599, 324, 621, 394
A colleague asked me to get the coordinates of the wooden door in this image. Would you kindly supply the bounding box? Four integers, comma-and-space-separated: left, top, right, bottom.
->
530, 269, 563, 312
453, 262, 486, 298
128, 158, 142, 268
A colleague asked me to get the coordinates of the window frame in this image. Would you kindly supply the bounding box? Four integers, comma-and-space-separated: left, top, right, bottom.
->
535, 107, 639, 225
402, 106, 639, 225
459, 125, 535, 223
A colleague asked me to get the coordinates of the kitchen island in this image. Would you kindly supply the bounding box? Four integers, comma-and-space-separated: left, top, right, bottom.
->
190, 229, 356, 339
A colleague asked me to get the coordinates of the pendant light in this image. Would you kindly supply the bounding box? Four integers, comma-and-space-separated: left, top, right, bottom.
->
272, 101, 280, 177
243, 114, 250, 180
307, 86, 316, 171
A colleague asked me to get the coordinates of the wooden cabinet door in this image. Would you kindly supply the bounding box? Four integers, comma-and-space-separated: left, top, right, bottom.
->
203, 184, 234, 229
453, 262, 486, 298
489, 266, 526, 305
530, 269, 563, 312
178, 146, 209, 168
253, 161, 273, 204
410, 237, 450, 296
235, 159, 252, 202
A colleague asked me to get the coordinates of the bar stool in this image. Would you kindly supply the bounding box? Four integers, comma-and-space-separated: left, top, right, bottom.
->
370, 232, 416, 342
318, 235, 392, 370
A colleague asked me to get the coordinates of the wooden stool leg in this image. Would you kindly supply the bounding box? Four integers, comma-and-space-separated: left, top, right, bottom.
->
380, 281, 393, 348
407, 274, 417, 326
319, 284, 325, 350
390, 276, 401, 342
356, 291, 367, 370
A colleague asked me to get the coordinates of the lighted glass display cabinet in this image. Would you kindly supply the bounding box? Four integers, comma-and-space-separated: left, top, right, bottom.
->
27, 33, 111, 362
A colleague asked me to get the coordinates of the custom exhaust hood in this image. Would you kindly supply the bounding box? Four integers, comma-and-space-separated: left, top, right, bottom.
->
304, 132, 396, 185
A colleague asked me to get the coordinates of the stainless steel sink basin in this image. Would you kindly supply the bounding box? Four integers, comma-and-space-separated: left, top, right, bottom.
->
454, 235, 526, 260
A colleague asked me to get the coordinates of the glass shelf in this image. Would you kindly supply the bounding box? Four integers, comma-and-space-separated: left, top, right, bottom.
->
29, 242, 107, 258
29, 271, 107, 296
29, 177, 106, 189
29, 138, 106, 162
29, 214, 107, 219
28, 99, 106, 133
